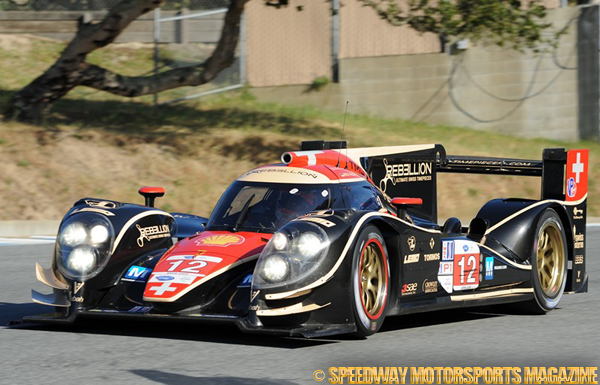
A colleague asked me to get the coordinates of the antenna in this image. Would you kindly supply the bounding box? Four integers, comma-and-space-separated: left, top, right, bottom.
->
337, 101, 349, 168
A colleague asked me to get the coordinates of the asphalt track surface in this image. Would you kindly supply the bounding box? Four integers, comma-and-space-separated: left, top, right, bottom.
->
0, 229, 598, 385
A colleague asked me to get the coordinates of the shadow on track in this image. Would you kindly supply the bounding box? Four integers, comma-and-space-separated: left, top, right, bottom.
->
130, 370, 298, 385
4, 301, 527, 348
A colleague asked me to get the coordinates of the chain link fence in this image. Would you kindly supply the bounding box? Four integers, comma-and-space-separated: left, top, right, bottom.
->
0, 0, 227, 11
153, 7, 244, 104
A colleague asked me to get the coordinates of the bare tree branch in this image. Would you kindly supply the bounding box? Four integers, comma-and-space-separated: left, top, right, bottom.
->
3, 0, 248, 124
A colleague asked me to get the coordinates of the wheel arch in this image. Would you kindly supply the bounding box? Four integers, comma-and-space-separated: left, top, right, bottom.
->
547, 203, 574, 264
361, 217, 400, 315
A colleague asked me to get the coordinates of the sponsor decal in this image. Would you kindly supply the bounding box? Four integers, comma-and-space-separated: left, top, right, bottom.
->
137, 224, 170, 247
567, 177, 576, 198
72, 207, 115, 216
73, 281, 85, 294
575, 255, 584, 265
442, 240, 454, 261
128, 306, 152, 313
251, 290, 260, 302
379, 158, 433, 192
407, 236, 416, 252
573, 207, 584, 220
244, 168, 319, 179
123, 265, 151, 282
577, 271, 581, 283
195, 234, 245, 247
438, 261, 453, 275
429, 237, 435, 249
423, 279, 438, 293
238, 274, 253, 288
424, 253, 440, 262
573, 225, 584, 249
84, 200, 117, 209
249, 305, 260, 311
297, 217, 336, 228
453, 240, 481, 291
401, 282, 418, 296
494, 265, 507, 270
485, 257, 494, 280
149, 273, 198, 284
438, 259, 453, 293
438, 275, 453, 293
404, 253, 420, 264
71, 296, 84, 303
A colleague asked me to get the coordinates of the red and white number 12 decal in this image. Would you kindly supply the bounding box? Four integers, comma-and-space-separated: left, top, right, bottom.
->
453, 240, 480, 291
457, 255, 477, 284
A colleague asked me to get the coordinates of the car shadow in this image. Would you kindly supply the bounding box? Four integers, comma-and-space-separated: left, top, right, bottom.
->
129, 370, 298, 385
4, 301, 525, 348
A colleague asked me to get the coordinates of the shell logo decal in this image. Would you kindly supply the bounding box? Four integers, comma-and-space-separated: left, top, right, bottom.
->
195, 234, 245, 247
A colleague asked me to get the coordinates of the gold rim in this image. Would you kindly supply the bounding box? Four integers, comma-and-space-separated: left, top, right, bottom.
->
536, 221, 565, 297
360, 241, 385, 317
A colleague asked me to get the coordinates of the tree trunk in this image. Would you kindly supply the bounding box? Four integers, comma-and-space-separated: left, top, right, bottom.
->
3, 0, 249, 125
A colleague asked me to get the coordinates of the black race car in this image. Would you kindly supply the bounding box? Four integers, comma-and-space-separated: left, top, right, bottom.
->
24, 141, 589, 337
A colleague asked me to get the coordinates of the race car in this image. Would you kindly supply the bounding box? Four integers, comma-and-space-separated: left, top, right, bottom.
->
24, 141, 589, 337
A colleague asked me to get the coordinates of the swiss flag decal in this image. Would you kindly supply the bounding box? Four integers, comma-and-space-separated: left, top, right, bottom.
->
565, 149, 588, 202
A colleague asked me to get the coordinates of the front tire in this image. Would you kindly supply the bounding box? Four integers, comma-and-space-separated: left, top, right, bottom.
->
525, 208, 567, 313
351, 225, 390, 336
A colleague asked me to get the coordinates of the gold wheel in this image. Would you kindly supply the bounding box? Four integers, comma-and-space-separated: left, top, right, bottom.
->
536, 221, 566, 298
360, 240, 385, 317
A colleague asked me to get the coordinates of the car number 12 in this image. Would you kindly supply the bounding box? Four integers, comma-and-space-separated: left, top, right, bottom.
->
453, 253, 480, 290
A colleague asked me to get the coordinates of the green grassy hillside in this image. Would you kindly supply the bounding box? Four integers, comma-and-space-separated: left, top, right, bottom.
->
0, 34, 597, 221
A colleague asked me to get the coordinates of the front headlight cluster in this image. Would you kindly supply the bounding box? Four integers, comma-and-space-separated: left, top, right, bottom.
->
253, 222, 330, 288
55, 213, 115, 281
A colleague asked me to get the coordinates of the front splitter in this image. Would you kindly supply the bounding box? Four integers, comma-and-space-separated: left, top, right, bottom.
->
18, 310, 355, 338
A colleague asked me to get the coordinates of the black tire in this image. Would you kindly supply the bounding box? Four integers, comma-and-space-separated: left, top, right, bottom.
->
350, 225, 390, 337
524, 208, 568, 314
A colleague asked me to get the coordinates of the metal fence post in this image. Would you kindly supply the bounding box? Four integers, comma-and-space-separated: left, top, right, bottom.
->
331, 0, 340, 83
153, 7, 161, 105
240, 11, 247, 86
577, 4, 600, 140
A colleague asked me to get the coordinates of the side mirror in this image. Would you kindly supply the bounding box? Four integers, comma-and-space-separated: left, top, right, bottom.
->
391, 197, 422, 219
138, 186, 165, 208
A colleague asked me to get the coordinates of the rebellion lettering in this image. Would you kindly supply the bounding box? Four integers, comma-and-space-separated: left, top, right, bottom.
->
388, 162, 432, 178
137, 224, 170, 247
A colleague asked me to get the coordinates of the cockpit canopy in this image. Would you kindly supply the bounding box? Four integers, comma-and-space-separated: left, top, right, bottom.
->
207, 180, 384, 233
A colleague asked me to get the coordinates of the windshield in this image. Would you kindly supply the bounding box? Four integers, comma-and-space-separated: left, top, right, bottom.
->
207, 181, 343, 232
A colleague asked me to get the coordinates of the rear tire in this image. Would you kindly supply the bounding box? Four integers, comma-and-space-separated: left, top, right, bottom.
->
524, 208, 567, 314
350, 225, 390, 337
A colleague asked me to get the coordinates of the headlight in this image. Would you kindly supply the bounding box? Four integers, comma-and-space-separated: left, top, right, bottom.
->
55, 213, 115, 281
260, 254, 289, 283
296, 232, 322, 258
271, 232, 288, 251
90, 224, 109, 244
60, 223, 87, 246
66, 246, 97, 275
253, 222, 330, 289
